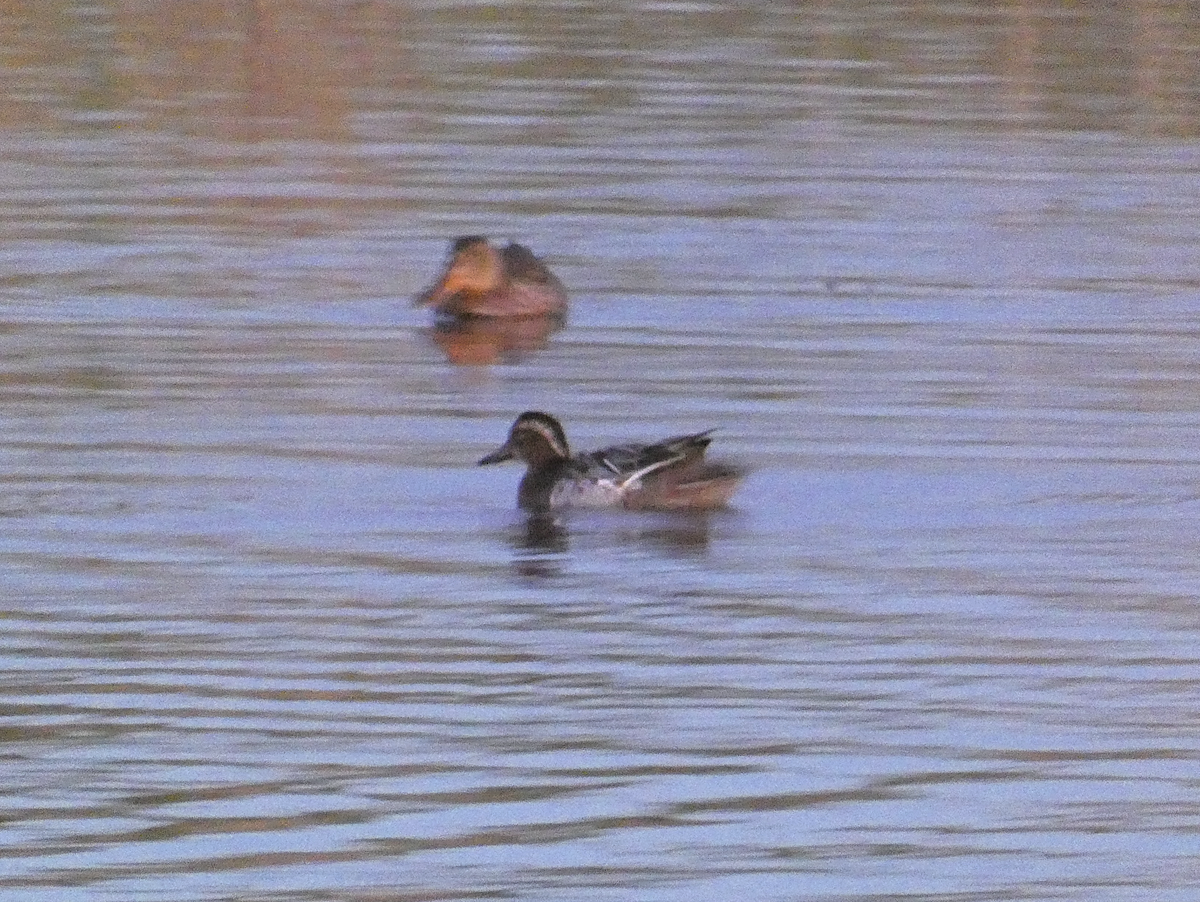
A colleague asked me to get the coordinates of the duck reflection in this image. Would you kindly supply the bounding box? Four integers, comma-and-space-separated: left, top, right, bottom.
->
510, 514, 570, 580
425, 314, 564, 365
520, 514, 570, 554
620, 512, 718, 557
508, 510, 721, 582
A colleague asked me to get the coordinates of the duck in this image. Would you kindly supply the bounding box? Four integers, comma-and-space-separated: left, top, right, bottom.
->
414, 236, 567, 318
478, 411, 745, 512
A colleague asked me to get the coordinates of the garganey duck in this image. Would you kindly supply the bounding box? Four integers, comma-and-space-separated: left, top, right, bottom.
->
478, 411, 745, 512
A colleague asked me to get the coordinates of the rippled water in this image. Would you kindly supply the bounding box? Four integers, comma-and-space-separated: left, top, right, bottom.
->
3, 2, 1200, 900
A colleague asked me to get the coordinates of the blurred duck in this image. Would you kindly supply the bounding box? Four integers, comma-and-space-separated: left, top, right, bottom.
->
478, 411, 745, 513
414, 236, 567, 318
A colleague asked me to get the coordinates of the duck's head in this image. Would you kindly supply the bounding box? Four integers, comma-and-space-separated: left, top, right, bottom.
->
415, 236, 504, 309
478, 411, 570, 467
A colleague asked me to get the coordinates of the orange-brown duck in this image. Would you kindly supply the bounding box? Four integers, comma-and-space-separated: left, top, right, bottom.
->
415, 236, 567, 318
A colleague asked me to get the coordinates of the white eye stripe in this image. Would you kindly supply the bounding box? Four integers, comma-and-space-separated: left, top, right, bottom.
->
518, 419, 569, 457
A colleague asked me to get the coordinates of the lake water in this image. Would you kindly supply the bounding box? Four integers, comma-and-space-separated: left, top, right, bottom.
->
3, 2, 1200, 900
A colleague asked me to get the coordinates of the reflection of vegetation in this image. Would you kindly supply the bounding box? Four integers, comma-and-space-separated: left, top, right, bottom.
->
0, 365, 125, 392
0, 1, 1195, 137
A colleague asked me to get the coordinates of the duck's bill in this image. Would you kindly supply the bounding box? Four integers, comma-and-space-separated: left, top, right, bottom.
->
413, 281, 448, 307
477, 444, 515, 466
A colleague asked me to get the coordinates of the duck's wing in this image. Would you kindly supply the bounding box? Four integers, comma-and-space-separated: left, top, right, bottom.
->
489, 243, 568, 316
581, 430, 715, 488
500, 243, 558, 285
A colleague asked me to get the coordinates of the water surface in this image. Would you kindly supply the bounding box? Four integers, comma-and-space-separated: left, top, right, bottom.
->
3, 2, 1200, 900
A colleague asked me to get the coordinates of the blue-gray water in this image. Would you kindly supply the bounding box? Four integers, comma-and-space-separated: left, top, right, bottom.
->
3, 3, 1200, 900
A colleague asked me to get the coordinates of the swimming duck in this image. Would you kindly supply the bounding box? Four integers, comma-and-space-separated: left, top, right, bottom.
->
478, 411, 745, 512
415, 236, 567, 318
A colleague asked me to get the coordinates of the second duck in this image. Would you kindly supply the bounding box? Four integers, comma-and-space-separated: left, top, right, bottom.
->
415, 236, 567, 318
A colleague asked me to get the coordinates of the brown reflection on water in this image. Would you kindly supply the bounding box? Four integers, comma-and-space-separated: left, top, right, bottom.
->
995, 0, 1200, 136
426, 315, 564, 365
0, 1, 1197, 138
113, 1, 406, 142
